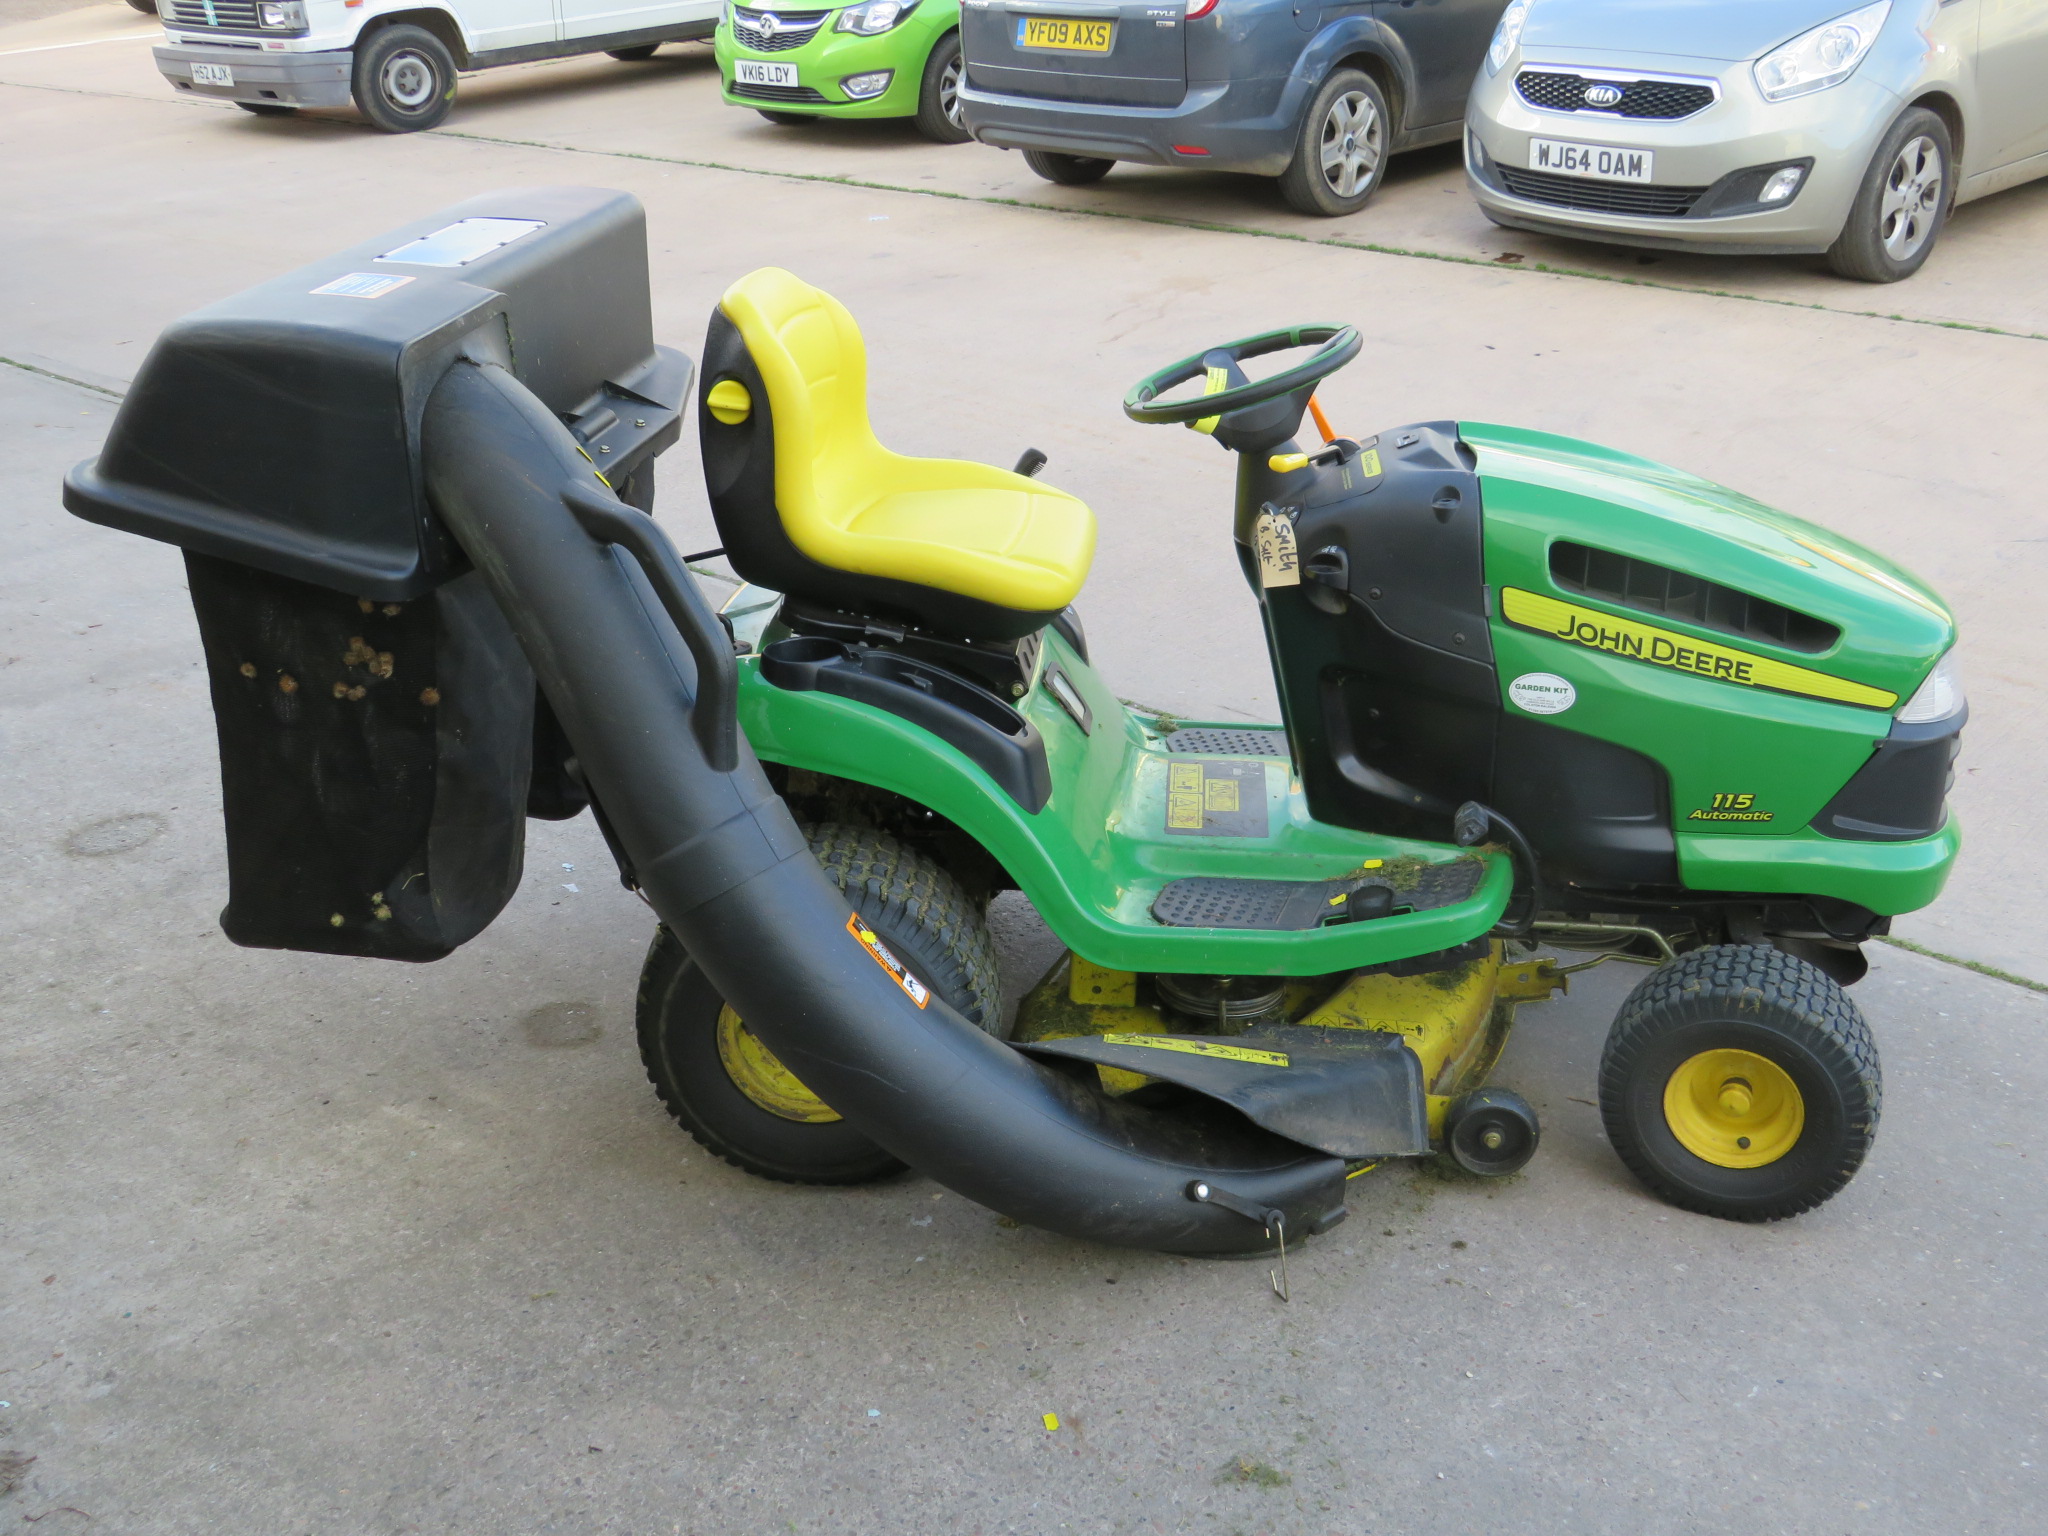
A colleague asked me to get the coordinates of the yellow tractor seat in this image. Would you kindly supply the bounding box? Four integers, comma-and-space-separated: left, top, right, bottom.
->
697, 268, 1097, 642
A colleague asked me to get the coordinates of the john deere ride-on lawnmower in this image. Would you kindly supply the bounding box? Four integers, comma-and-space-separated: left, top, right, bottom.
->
66, 189, 1964, 1264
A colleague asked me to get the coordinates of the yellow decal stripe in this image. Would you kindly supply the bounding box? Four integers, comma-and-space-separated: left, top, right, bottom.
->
1500, 588, 1897, 709
1101, 1033, 1289, 1067
1191, 365, 1229, 436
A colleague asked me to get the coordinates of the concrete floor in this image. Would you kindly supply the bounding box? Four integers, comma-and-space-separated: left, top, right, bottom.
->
4, 7, 2048, 1531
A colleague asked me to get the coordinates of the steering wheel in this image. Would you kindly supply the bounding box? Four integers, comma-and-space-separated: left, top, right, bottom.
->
1122, 324, 1362, 426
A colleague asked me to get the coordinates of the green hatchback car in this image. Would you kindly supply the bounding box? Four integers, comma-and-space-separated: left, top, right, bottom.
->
715, 0, 967, 143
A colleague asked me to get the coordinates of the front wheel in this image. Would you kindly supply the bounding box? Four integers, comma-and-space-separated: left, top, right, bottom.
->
1023, 149, 1113, 186
636, 824, 1004, 1184
351, 24, 456, 133
1599, 945, 1881, 1221
1826, 106, 1952, 282
1278, 68, 1389, 218
913, 30, 969, 144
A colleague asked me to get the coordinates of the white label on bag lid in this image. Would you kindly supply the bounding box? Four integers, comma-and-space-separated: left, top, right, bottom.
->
1509, 672, 1576, 714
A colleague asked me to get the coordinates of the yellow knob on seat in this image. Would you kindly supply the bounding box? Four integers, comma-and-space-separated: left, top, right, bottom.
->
1268, 452, 1311, 473
706, 378, 753, 425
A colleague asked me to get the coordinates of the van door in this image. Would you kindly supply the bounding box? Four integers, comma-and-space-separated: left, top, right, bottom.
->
557, 0, 718, 45
962, 0, 1188, 108
1973, 0, 2048, 172
464, 0, 559, 53
1371, 0, 1506, 130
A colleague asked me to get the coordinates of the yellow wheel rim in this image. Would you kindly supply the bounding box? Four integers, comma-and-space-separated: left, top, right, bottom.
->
715, 1005, 841, 1124
1663, 1048, 1804, 1168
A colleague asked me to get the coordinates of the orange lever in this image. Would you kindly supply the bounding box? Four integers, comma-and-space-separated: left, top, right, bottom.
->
1307, 394, 1336, 445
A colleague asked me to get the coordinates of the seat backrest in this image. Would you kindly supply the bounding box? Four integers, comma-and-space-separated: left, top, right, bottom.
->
716, 268, 884, 543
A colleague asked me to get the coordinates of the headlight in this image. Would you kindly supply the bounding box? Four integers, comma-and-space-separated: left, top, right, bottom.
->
835, 0, 916, 34
1897, 649, 1964, 724
1486, 0, 1529, 77
1753, 0, 1888, 101
257, 0, 306, 26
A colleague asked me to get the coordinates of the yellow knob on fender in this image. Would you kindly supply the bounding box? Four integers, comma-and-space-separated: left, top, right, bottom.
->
1268, 452, 1311, 473
705, 378, 753, 425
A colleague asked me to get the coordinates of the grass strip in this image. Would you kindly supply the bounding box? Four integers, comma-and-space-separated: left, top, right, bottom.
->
1, 352, 124, 399
437, 128, 2048, 346
1879, 935, 2048, 996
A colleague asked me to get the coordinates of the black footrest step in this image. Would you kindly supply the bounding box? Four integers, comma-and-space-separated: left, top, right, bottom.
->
1151, 858, 1485, 931
1161, 727, 1289, 756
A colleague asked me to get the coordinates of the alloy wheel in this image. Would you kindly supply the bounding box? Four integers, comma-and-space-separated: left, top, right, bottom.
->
1879, 134, 1943, 262
939, 51, 963, 129
1318, 91, 1382, 199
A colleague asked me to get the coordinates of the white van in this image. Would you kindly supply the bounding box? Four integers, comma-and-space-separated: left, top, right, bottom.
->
152, 0, 718, 131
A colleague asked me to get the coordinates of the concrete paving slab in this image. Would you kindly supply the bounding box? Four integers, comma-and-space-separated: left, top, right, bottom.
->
6, 358, 2048, 1534
11, 2, 2042, 337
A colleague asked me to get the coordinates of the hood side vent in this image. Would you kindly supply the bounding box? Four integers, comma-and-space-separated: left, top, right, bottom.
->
1549, 541, 1840, 654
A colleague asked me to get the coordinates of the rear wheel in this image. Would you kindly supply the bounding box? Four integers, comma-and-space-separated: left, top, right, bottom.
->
1826, 106, 1952, 282
756, 108, 816, 126
1599, 945, 1881, 1221
636, 824, 1003, 1184
351, 24, 456, 133
1023, 149, 1113, 186
913, 30, 969, 144
1278, 68, 1389, 217
607, 44, 662, 60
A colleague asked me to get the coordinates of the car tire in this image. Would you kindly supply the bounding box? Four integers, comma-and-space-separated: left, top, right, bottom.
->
236, 102, 298, 117
1278, 68, 1390, 218
756, 108, 816, 126
607, 44, 662, 61
913, 29, 969, 144
351, 24, 456, 134
1826, 106, 1953, 283
1023, 149, 1113, 186
126, 0, 157, 12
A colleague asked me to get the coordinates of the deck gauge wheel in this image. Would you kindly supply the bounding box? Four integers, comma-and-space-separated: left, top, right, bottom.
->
1444, 1088, 1540, 1176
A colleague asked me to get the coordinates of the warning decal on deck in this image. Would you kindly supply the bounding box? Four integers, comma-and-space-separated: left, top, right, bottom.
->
1100, 1033, 1290, 1067
1165, 758, 1270, 838
847, 911, 929, 1008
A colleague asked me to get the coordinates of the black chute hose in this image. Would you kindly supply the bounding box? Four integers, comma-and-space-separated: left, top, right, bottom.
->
420, 360, 1346, 1254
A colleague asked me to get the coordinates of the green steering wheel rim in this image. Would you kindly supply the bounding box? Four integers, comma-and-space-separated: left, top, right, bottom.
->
1122, 324, 1362, 425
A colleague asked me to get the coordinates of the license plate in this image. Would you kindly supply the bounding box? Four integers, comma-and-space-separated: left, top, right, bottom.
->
1016, 16, 1113, 51
191, 61, 234, 86
1529, 138, 1654, 183
734, 59, 798, 87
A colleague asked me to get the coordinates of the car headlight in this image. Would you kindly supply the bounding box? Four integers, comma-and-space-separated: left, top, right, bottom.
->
835, 0, 917, 34
1897, 649, 1964, 725
256, 0, 306, 26
1486, 0, 1529, 77
1753, 0, 1888, 101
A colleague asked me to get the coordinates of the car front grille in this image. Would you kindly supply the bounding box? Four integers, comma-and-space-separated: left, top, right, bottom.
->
1497, 165, 1706, 218
729, 7, 829, 50
729, 80, 831, 102
1515, 70, 1716, 120
165, 0, 263, 31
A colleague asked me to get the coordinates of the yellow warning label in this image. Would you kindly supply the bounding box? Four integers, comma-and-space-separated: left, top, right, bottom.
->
1167, 761, 1205, 830
847, 911, 929, 1008
1204, 777, 1240, 813
1101, 1034, 1290, 1067
1192, 365, 1230, 436
1500, 588, 1897, 709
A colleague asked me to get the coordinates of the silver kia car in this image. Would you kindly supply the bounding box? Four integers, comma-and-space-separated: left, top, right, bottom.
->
1466, 0, 2048, 281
